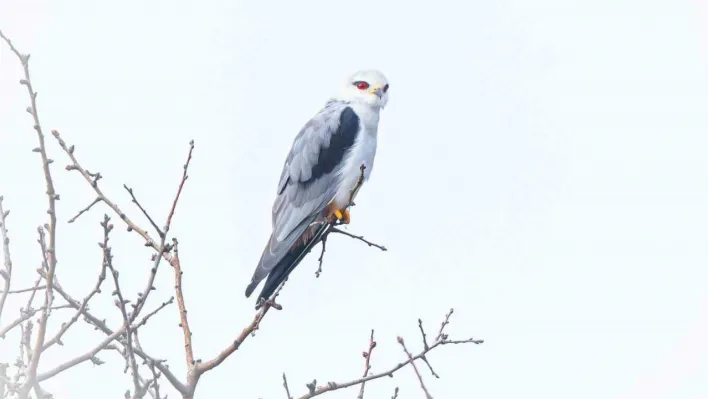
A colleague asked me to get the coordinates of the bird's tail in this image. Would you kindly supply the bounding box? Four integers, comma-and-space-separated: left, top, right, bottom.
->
251, 222, 331, 309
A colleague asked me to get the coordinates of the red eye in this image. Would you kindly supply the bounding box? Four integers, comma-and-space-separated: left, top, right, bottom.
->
354, 81, 369, 90
383, 84, 389, 93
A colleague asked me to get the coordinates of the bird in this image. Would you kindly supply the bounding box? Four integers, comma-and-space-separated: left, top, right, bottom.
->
245, 69, 390, 309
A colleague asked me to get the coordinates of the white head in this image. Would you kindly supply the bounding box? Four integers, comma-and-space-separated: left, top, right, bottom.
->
334, 69, 390, 109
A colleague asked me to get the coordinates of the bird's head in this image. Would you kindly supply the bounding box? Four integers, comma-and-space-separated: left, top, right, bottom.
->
334, 70, 390, 109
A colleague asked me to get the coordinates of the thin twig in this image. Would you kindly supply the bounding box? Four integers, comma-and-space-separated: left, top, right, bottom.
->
67, 197, 101, 223
398, 336, 433, 399
0, 286, 47, 294
0, 363, 8, 399
356, 329, 376, 399
283, 373, 293, 399
102, 215, 140, 394
347, 164, 367, 207
147, 360, 162, 399
315, 235, 327, 278
418, 319, 429, 350
132, 297, 174, 330
123, 185, 164, 238
329, 228, 387, 251
436, 308, 454, 341
418, 319, 440, 378
24, 274, 43, 311
391, 387, 399, 399
21, 319, 34, 368
0, 196, 13, 326
163, 140, 194, 239
1, 265, 44, 341
0, 305, 59, 339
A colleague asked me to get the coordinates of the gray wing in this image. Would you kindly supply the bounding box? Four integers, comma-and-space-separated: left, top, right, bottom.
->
245, 101, 361, 295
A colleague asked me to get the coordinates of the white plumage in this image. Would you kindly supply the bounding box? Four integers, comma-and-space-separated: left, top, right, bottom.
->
331, 101, 380, 209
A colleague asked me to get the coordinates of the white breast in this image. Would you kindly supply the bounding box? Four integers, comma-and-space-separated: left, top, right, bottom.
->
333, 104, 380, 208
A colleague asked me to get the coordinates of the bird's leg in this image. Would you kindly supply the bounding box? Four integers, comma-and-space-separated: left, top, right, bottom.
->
326, 202, 351, 225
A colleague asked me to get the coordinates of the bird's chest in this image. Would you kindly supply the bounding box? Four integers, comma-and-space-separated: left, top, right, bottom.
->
334, 126, 377, 207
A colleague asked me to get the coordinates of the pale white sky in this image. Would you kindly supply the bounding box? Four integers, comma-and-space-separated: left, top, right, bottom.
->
1, 0, 708, 398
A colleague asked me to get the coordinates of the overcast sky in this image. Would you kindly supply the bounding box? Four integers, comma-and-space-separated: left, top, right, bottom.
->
1, 0, 708, 398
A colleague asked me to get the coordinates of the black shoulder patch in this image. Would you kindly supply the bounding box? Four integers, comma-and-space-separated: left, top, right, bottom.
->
300, 107, 359, 186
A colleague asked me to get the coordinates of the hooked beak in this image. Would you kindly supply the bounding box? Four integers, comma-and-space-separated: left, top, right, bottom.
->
370, 85, 383, 99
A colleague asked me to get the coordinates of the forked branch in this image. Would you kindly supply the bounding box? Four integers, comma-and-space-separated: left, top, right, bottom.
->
287, 310, 482, 399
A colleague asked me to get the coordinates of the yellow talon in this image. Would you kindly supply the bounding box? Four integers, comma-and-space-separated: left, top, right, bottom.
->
327, 205, 351, 225
340, 209, 350, 224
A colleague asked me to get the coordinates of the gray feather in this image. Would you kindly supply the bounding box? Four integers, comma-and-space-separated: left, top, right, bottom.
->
246, 101, 361, 296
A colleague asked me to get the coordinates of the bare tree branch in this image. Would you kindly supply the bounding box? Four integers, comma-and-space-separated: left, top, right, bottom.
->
0, 197, 13, 325
36, 326, 124, 382
0, 363, 8, 398
171, 239, 194, 369
123, 186, 164, 238
287, 311, 483, 399
356, 330, 376, 399
0, 31, 61, 398
283, 373, 293, 399
417, 319, 440, 378
42, 242, 108, 351
0, 304, 71, 340
314, 234, 328, 278
1, 30, 482, 399
68, 197, 101, 223
162, 140, 193, 239
102, 215, 140, 394
398, 336, 432, 399
48, 278, 183, 391
0, 286, 47, 294
132, 297, 174, 330
329, 228, 387, 252
436, 308, 454, 341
